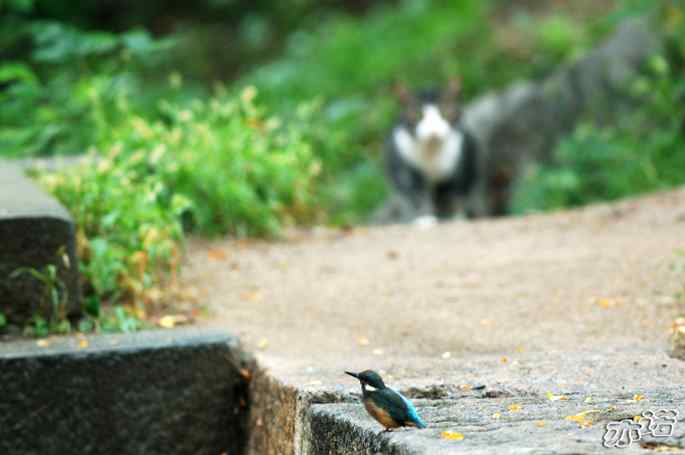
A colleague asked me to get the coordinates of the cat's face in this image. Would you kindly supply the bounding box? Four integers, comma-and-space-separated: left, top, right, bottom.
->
394, 80, 462, 150
395, 79, 461, 136
394, 80, 462, 155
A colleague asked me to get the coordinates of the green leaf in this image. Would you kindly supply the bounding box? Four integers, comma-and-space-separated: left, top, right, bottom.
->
0, 63, 39, 86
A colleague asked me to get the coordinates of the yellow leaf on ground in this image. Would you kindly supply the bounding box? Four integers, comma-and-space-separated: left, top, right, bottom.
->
242, 289, 263, 303
632, 394, 645, 401
508, 404, 522, 412
36, 339, 50, 348
535, 421, 546, 428
441, 351, 451, 359
546, 391, 569, 401
459, 384, 472, 392
158, 315, 176, 328
492, 412, 501, 419
78, 338, 89, 349
500, 356, 509, 364
565, 410, 600, 428
596, 298, 618, 309
257, 338, 269, 350
441, 431, 464, 441
356, 336, 370, 346
207, 248, 227, 261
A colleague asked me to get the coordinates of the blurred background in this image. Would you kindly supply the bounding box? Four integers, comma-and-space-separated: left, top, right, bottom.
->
1, 0, 684, 330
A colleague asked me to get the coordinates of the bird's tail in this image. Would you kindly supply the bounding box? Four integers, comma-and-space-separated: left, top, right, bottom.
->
415, 418, 427, 429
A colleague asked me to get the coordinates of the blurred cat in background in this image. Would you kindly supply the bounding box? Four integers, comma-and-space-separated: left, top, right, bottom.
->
382, 78, 480, 225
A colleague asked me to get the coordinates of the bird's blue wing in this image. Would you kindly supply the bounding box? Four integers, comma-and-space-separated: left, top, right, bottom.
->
393, 389, 427, 428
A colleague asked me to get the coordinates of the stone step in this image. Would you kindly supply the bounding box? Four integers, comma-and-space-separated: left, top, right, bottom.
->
0, 162, 80, 327
0, 328, 250, 455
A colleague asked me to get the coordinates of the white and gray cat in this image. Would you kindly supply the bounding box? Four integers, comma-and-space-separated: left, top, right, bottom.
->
383, 79, 480, 224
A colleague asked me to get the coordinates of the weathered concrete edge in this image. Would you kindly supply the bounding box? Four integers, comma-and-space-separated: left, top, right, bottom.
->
0, 328, 253, 455
0, 161, 81, 324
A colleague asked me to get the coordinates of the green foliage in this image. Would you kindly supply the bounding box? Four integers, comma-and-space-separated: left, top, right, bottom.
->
39, 88, 319, 308
0, 311, 6, 329
2, 1, 626, 332
0, 8, 176, 157
513, 53, 685, 213
10, 262, 71, 336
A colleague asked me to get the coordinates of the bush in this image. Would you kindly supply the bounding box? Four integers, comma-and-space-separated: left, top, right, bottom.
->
38, 87, 320, 309
0, 10, 177, 157
512, 53, 685, 213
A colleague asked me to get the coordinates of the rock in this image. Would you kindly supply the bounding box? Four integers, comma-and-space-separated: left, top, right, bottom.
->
0, 162, 80, 326
0, 328, 250, 455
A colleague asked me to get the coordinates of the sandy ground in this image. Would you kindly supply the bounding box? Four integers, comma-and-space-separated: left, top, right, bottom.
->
184, 188, 685, 388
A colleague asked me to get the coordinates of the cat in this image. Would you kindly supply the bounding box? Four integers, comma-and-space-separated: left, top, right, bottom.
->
382, 78, 480, 224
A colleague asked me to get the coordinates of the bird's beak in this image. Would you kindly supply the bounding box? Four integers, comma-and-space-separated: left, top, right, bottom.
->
345, 371, 359, 379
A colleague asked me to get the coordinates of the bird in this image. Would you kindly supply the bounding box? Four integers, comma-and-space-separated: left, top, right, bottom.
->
345, 370, 427, 431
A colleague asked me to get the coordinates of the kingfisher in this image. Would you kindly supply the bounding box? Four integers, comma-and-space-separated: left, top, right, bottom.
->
345, 370, 427, 431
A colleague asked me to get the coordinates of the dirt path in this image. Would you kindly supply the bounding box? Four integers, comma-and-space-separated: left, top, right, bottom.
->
185, 189, 684, 382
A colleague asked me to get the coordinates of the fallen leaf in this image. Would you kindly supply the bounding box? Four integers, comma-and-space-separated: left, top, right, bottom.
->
565, 410, 600, 428
492, 412, 501, 419
386, 250, 399, 260
357, 336, 370, 346
242, 289, 263, 303
480, 319, 493, 327
441, 431, 464, 441
508, 404, 522, 412
158, 315, 176, 329
632, 394, 645, 401
207, 248, 227, 261
651, 444, 682, 453
515, 346, 525, 353
441, 351, 451, 359
36, 339, 50, 348
633, 415, 643, 423
500, 356, 509, 364
584, 396, 594, 403
78, 338, 89, 349
459, 384, 472, 392
372, 348, 384, 356
257, 338, 269, 350
596, 297, 618, 309
546, 391, 569, 401
535, 420, 546, 428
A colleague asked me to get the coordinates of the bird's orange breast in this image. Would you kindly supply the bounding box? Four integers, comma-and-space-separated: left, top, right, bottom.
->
364, 399, 401, 429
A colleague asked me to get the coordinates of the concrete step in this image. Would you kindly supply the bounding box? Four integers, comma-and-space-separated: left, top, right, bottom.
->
0, 161, 80, 326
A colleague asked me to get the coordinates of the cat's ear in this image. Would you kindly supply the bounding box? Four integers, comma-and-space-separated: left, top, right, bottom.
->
392, 82, 414, 106
442, 76, 463, 122
446, 76, 462, 100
